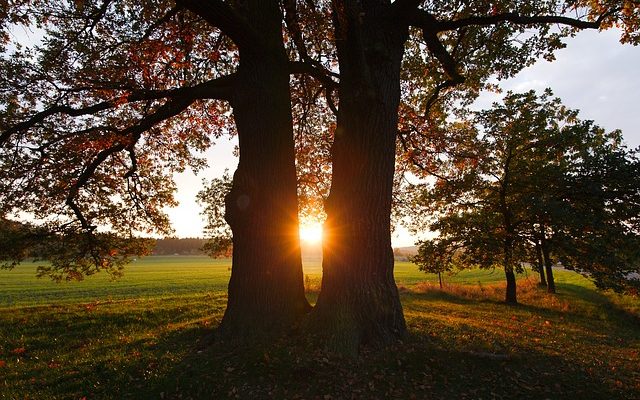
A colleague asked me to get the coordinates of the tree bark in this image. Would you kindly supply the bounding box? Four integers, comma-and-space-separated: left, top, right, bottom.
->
541, 239, 556, 294
310, 3, 408, 352
504, 244, 518, 304
220, 1, 309, 338
535, 239, 547, 287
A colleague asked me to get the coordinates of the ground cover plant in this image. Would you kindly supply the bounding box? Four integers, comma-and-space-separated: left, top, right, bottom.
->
1, 257, 638, 399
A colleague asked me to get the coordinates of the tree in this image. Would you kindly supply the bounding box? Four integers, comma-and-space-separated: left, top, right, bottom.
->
553, 138, 640, 294
309, 0, 640, 347
1, 0, 312, 338
3, 1, 639, 350
196, 170, 233, 258
411, 90, 640, 302
410, 238, 462, 289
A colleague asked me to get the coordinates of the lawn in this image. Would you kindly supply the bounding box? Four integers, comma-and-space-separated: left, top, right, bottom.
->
0, 256, 638, 399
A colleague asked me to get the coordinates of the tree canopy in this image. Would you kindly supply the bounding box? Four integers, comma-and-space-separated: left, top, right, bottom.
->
410, 90, 640, 301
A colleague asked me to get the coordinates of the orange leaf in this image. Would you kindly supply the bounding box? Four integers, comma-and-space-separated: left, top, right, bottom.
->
11, 347, 26, 355
0, 360, 6, 367
48, 361, 61, 369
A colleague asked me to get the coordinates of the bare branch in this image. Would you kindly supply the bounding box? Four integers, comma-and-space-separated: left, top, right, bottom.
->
427, 10, 618, 32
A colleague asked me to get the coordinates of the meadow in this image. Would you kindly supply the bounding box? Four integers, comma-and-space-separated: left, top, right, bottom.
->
0, 256, 638, 399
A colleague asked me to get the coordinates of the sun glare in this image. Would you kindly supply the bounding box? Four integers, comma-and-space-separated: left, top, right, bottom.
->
299, 221, 323, 244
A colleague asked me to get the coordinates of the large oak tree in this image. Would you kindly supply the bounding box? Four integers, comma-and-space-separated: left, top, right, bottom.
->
0, 0, 316, 338
309, 0, 639, 347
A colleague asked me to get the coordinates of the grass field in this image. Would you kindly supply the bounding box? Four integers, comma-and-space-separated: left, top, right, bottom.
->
1, 256, 638, 399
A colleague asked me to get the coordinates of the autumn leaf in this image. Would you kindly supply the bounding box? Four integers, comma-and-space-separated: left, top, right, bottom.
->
0, 360, 6, 367
11, 347, 26, 355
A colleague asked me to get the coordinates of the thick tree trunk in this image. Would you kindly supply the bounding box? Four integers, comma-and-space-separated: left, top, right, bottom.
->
220, 2, 309, 338
541, 240, 556, 294
535, 240, 547, 287
310, 4, 408, 352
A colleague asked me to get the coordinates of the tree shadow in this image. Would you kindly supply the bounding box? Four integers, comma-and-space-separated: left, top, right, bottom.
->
3, 286, 638, 400
128, 323, 640, 400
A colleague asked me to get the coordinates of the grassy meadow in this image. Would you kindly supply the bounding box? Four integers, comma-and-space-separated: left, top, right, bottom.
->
1, 256, 638, 399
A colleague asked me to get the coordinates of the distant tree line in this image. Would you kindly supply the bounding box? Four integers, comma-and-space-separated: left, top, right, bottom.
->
152, 238, 209, 256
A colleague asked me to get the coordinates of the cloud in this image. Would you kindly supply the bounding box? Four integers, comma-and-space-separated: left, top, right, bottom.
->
503, 28, 640, 147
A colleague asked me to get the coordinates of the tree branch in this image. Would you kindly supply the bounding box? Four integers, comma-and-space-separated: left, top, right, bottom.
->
140, 4, 183, 41
428, 10, 617, 32
284, 0, 310, 61
290, 60, 339, 115
390, 0, 424, 19
1, 74, 236, 145
176, 0, 258, 51
65, 95, 195, 231
289, 61, 339, 89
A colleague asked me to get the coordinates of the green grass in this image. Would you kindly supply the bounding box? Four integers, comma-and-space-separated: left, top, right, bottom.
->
1, 256, 638, 399
0, 256, 232, 307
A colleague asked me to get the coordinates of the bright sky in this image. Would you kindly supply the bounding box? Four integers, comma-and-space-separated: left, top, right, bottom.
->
168, 28, 640, 246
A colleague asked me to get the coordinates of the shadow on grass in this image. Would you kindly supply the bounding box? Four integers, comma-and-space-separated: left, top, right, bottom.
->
557, 283, 640, 324
2, 286, 638, 400
133, 323, 640, 400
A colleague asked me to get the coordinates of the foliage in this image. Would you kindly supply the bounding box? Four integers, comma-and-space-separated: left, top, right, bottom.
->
196, 170, 232, 258
0, 216, 154, 279
1, 1, 236, 278
0, 217, 41, 269
1, 1, 639, 289
411, 236, 463, 276
554, 142, 640, 293
410, 89, 640, 294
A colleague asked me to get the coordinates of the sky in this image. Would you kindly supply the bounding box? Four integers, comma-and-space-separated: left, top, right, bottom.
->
167, 28, 640, 246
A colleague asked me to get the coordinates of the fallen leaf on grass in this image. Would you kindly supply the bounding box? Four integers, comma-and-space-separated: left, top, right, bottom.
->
48, 361, 61, 369
0, 360, 6, 367
11, 347, 26, 355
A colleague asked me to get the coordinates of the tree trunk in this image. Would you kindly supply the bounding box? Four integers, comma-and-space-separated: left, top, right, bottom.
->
438, 271, 443, 289
310, 4, 408, 352
541, 240, 556, 294
499, 148, 517, 304
220, 2, 309, 338
535, 240, 547, 287
504, 246, 518, 304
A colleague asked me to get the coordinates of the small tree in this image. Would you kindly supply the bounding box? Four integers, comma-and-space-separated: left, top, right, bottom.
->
411, 238, 463, 289
197, 170, 233, 258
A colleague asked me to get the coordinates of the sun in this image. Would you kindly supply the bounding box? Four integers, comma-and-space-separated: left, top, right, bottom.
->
299, 221, 323, 244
